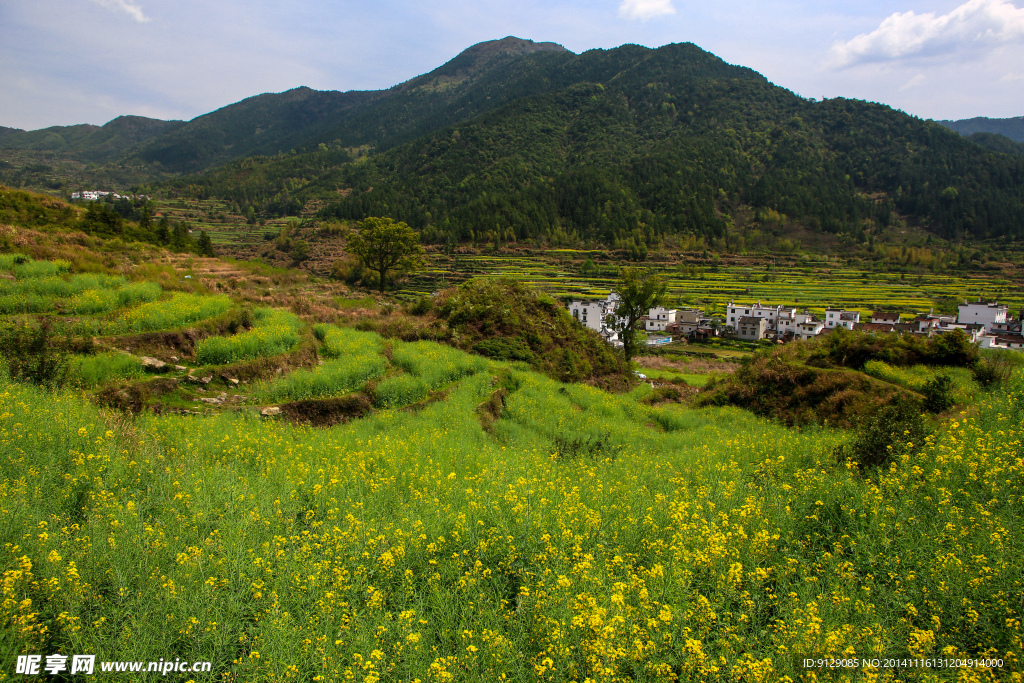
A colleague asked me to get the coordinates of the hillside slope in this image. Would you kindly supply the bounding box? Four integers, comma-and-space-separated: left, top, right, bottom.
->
937, 115, 1024, 142
0, 115, 184, 162
225, 42, 1023, 244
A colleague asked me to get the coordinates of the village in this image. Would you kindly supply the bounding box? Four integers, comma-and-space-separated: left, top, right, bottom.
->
568, 294, 1024, 351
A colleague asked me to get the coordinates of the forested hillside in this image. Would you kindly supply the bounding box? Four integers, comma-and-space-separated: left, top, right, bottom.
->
937, 115, 1024, 143
174, 42, 1024, 245
5, 38, 1024, 248
0, 116, 184, 162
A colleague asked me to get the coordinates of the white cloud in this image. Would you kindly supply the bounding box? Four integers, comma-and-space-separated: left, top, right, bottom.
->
618, 0, 675, 21
899, 73, 926, 90
829, 0, 1024, 68
91, 0, 150, 23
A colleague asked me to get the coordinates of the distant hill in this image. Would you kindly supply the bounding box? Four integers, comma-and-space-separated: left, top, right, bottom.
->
0, 115, 184, 162
936, 116, 1024, 143
3, 37, 1024, 245
1, 37, 568, 177
129, 37, 570, 174
172, 41, 1024, 244
967, 132, 1024, 157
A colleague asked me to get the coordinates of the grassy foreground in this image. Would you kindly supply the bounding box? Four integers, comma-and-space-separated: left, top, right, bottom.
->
1, 344, 1022, 681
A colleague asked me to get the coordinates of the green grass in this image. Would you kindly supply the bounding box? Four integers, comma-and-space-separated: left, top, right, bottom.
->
71, 352, 144, 387
636, 367, 713, 386
863, 360, 980, 404
195, 308, 301, 365
257, 326, 387, 402
0, 345, 1022, 681
120, 292, 232, 332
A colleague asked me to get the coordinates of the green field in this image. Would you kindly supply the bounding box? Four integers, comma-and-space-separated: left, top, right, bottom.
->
412, 253, 1024, 319
2, 247, 1023, 682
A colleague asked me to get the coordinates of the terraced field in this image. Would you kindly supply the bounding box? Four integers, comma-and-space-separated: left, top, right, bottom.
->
1, 252, 1023, 682
414, 253, 1024, 318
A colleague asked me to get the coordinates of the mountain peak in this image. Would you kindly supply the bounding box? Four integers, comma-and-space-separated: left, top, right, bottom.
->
456, 36, 569, 60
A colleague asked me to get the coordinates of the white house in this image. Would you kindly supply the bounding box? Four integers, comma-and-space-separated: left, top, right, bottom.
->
825, 308, 861, 330
726, 301, 787, 330
793, 317, 825, 340
568, 293, 622, 344
777, 310, 814, 337
980, 333, 1024, 351
646, 306, 677, 332
735, 316, 768, 340
957, 301, 1008, 333
568, 293, 619, 333
871, 311, 902, 324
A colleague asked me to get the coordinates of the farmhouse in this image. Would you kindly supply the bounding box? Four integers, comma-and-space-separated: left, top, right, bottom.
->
726, 301, 787, 329
793, 317, 825, 341
871, 311, 901, 324
958, 300, 1008, 332
645, 306, 677, 332
735, 316, 767, 340
825, 308, 861, 330
568, 293, 620, 333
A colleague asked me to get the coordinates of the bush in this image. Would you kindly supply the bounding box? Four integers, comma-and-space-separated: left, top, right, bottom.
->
922, 374, 954, 413
0, 320, 73, 389
973, 358, 1013, 390
406, 295, 433, 316
835, 396, 926, 470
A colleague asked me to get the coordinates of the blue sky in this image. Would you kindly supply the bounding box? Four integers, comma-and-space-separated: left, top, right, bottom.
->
1, 0, 1022, 130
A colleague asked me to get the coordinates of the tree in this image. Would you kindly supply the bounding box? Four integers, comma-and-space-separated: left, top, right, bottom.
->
289, 239, 310, 264
197, 230, 216, 257
347, 217, 425, 295
607, 267, 667, 362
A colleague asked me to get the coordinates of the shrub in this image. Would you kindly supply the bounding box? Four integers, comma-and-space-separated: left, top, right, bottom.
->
835, 396, 927, 470
406, 295, 433, 316
922, 374, 955, 413
973, 358, 1013, 390
0, 320, 73, 389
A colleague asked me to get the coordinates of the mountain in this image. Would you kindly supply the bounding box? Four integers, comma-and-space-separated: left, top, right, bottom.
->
0, 115, 184, 162
171, 41, 1024, 244
126, 37, 570, 174
1, 37, 569, 178
966, 132, 1024, 157
4, 38, 1024, 244
936, 116, 1024, 143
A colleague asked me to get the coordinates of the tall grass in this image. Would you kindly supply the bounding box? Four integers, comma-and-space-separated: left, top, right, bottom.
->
69, 281, 162, 315
0, 273, 125, 298
390, 340, 488, 389
1, 349, 1021, 681
258, 325, 386, 402
864, 359, 980, 403
260, 356, 388, 402
11, 259, 70, 279
313, 323, 383, 359
120, 292, 232, 332
195, 308, 301, 365
70, 352, 143, 387
0, 293, 53, 314
0, 253, 28, 270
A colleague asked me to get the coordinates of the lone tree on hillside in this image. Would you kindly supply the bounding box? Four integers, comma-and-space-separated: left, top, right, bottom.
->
608, 267, 667, 362
347, 217, 425, 295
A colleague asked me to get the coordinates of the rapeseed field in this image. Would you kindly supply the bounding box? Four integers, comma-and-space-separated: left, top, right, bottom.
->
0, 255, 1019, 681
1, 336, 1021, 681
